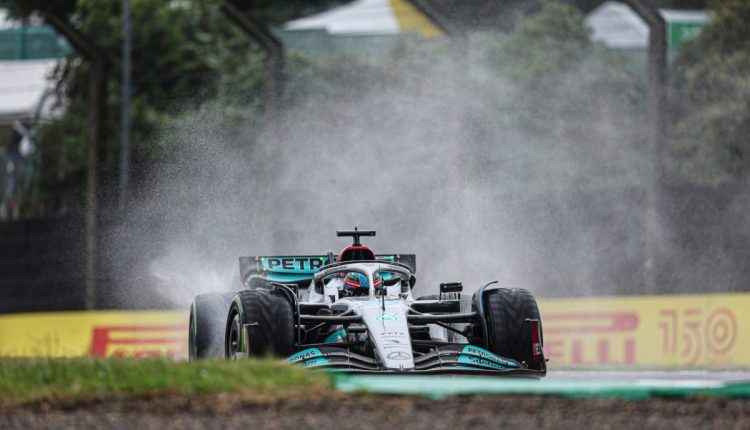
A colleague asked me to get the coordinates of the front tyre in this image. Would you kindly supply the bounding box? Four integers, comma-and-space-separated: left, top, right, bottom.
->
189, 293, 234, 361
225, 289, 295, 359
481, 288, 544, 370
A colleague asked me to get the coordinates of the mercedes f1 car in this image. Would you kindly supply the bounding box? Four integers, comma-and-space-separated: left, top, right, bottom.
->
189, 229, 546, 376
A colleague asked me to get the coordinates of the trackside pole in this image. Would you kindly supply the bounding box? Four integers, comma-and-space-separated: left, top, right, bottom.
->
44, 13, 109, 310
623, 0, 667, 294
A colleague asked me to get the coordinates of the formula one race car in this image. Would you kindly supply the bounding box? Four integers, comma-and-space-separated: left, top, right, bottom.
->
189, 229, 546, 376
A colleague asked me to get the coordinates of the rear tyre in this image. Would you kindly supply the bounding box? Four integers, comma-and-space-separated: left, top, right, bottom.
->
225, 289, 295, 359
480, 288, 544, 370
189, 293, 235, 360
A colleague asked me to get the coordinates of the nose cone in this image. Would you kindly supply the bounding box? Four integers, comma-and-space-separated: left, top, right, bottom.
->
359, 301, 414, 371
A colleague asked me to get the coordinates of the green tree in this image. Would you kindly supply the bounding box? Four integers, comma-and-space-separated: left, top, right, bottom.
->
8, 0, 266, 210
489, 0, 592, 84
669, 0, 750, 183
8, 0, 351, 213
480, 0, 648, 190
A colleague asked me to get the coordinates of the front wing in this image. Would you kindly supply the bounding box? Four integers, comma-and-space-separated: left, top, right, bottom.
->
287, 344, 546, 377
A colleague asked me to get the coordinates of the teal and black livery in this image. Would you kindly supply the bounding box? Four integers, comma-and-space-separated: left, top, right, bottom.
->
324, 328, 348, 343
240, 254, 416, 285
288, 348, 330, 368
288, 344, 525, 373
456, 345, 520, 370
411, 344, 523, 372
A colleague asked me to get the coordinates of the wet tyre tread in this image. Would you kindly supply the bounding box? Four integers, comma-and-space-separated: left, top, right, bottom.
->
232, 289, 295, 357
484, 288, 543, 370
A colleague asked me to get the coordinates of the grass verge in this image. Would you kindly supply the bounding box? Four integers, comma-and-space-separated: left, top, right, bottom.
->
0, 358, 332, 405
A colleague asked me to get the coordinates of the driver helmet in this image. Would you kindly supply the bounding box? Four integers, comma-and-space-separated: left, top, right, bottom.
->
343, 272, 382, 291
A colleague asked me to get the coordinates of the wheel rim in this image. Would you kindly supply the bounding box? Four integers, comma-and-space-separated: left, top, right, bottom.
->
227, 312, 243, 359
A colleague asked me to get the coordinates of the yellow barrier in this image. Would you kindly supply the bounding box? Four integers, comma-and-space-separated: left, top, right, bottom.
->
0, 311, 187, 358
0, 293, 748, 367
538, 293, 750, 367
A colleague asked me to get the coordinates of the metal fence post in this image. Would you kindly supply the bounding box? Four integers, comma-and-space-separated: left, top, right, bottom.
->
45, 13, 109, 310
624, 0, 667, 294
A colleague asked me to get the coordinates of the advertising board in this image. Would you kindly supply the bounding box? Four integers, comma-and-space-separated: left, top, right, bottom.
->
539, 293, 749, 367
1, 293, 747, 367
0, 311, 187, 358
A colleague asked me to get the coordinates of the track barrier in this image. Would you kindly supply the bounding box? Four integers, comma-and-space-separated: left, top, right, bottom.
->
0, 310, 187, 358
0, 293, 748, 367
538, 293, 749, 368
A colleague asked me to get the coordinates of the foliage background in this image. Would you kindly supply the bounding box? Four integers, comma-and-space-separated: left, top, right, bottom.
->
668, 0, 750, 184
3, 0, 750, 306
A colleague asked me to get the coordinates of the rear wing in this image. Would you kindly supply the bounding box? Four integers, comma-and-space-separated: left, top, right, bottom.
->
239, 254, 416, 285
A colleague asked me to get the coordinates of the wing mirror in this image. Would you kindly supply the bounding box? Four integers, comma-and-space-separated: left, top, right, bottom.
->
439, 282, 462, 301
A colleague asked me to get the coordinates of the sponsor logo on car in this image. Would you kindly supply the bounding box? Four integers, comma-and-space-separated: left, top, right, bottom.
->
461, 345, 518, 367
261, 257, 328, 272
302, 357, 329, 367
376, 312, 399, 321
387, 351, 411, 360
287, 348, 323, 363
457, 355, 506, 370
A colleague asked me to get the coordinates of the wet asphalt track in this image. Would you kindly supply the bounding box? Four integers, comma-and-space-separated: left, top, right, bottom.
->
334, 369, 750, 398
546, 370, 750, 385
